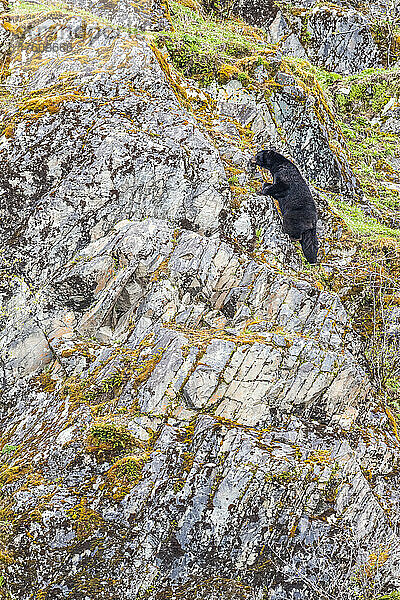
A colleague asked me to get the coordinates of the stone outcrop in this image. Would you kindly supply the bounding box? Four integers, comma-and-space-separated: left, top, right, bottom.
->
0, 15, 228, 282
1, 3, 400, 600
208, 73, 359, 195
268, 2, 383, 75
3, 211, 400, 599
201, 0, 387, 74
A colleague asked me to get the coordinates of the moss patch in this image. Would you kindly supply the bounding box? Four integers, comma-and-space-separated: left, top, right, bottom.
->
7, 0, 129, 33
311, 65, 400, 228
67, 497, 104, 540
86, 422, 141, 458
154, 0, 275, 85
331, 67, 400, 115
105, 454, 146, 499
58, 335, 164, 414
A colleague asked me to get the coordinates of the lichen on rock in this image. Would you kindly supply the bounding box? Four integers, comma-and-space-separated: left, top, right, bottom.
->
1, 1, 400, 599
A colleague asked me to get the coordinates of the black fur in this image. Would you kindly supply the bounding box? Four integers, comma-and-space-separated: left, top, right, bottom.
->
251, 150, 318, 264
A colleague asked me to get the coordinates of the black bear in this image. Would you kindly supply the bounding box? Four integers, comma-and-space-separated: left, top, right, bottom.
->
250, 149, 318, 264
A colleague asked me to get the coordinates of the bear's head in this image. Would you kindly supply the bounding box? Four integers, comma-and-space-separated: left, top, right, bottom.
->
249, 149, 283, 171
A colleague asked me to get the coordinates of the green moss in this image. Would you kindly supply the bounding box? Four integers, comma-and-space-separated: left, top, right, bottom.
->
154, 0, 275, 85
111, 456, 144, 480
312, 65, 400, 229
105, 455, 146, 499
337, 77, 395, 114
237, 70, 249, 84
173, 479, 185, 493
264, 470, 298, 484
299, 14, 311, 47
57, 336, 164, 414
0, 82, 85, 136
8, 1, 65, 15
67, 498, 104, 540
86, 422, 140, 458
6, 0, 139, 40
335, 117, 400, 227
0, 446, 17, 456
33, 371, 57, 393
370, 17, 400, 66
327, 66, 400, 115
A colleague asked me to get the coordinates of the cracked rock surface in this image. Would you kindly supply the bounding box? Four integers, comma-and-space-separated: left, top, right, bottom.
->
65, 0, 171, 30
268, 2, 383, 75
1, 4, 400, 600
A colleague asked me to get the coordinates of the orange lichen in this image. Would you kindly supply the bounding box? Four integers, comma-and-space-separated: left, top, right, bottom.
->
67, 498, 104, 540
385, 407, 400, 443
360, 546, 390, 580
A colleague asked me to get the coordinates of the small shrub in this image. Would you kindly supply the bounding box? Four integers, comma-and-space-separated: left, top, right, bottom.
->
86, 422, 139, 458
106, 455, 146, 499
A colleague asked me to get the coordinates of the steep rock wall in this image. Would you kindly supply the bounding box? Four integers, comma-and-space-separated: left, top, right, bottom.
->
268, 3, 383, 75
1, 4, 400, 600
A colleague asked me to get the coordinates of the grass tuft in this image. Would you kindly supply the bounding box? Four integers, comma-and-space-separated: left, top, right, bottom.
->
155, 0, 275, 84
329, 198, 400, 240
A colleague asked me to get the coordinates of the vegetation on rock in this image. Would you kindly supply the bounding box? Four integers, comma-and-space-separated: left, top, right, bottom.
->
1, 0, 400, 598
154, 0, 281, 84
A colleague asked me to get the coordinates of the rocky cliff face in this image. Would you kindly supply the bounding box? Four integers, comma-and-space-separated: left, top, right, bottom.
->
1, 1, 400, 599
268, 1, 383, 75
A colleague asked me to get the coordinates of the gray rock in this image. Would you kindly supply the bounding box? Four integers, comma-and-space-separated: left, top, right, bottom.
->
209, 74, 359, 195
65, 0, 171, 30
1, 8, 399, 600
202, 0, 279, 28
268, 12, 308, 60
305, 5, 383, 74
268, 3, 383, 75
0, 17, 229, 289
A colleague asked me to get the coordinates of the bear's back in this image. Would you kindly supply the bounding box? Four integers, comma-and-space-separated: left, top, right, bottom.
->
274, 162, 315, 214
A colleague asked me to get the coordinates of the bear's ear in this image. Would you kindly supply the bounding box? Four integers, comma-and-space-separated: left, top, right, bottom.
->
256, 150, 270, 166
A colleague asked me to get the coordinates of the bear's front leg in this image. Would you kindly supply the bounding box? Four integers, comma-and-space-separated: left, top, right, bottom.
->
262, 182, 277, 196
261, 183, 274, 196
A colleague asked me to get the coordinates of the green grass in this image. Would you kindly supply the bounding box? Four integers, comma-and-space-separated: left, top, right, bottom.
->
329, 197, 400, 239
337, 118, 400, 226
168, 1, 268, 56
321, 65, 400, 115
155, 0, 275, 84
311, 66, 400, 231
312, 65, 342, 87
9, 0, 70, 15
